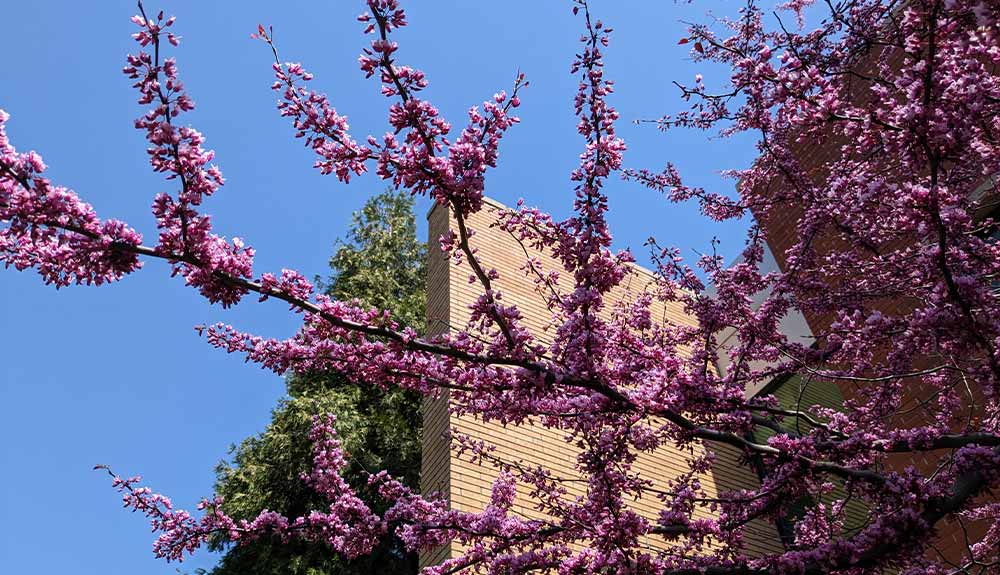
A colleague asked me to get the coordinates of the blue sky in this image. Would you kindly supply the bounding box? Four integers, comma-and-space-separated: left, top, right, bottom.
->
0, 1, 757, 573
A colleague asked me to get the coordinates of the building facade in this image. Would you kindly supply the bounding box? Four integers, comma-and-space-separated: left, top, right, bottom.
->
419, 198, 783, 568
749, 150, 996, 561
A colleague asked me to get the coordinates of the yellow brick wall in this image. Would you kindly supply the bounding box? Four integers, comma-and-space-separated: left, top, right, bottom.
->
420, 198, 781, 567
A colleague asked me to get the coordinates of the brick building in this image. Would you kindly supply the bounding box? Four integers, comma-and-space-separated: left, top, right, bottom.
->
750, 198, 993, 561
419, 190, 992, 566
419, 198, 784, 567
745, 134, 997, 561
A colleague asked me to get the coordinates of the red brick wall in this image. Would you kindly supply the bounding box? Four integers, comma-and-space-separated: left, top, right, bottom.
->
750, 99, 989, 561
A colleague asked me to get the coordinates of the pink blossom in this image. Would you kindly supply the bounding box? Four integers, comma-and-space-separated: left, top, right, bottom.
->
2, 0, 1000, 573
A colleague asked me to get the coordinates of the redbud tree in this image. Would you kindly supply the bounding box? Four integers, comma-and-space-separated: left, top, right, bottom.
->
1, 1, 999, 574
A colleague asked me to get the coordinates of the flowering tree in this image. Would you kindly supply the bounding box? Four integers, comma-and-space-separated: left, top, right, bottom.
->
2, 0, 999, 573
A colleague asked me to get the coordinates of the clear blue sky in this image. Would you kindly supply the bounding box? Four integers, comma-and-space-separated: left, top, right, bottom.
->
1, 1, 757, 573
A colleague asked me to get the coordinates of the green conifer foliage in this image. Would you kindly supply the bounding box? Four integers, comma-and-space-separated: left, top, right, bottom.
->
209, 190, 426, 575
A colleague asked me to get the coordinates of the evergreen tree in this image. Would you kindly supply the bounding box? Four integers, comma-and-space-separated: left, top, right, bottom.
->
208, 189, 425, 575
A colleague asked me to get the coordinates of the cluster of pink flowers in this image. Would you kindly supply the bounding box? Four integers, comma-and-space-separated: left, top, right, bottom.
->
126, 9, 254, 307
0, 110, 144, 287
267, 55, 371, 182
103, 416, 386, 561
2, 0, 1000, 573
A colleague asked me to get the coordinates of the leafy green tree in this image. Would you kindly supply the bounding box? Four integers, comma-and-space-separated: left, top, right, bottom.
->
208, 189, 425, 575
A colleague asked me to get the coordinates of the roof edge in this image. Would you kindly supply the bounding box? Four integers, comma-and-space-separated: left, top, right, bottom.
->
427, 195, 667, 284
426, 196, 510, 220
